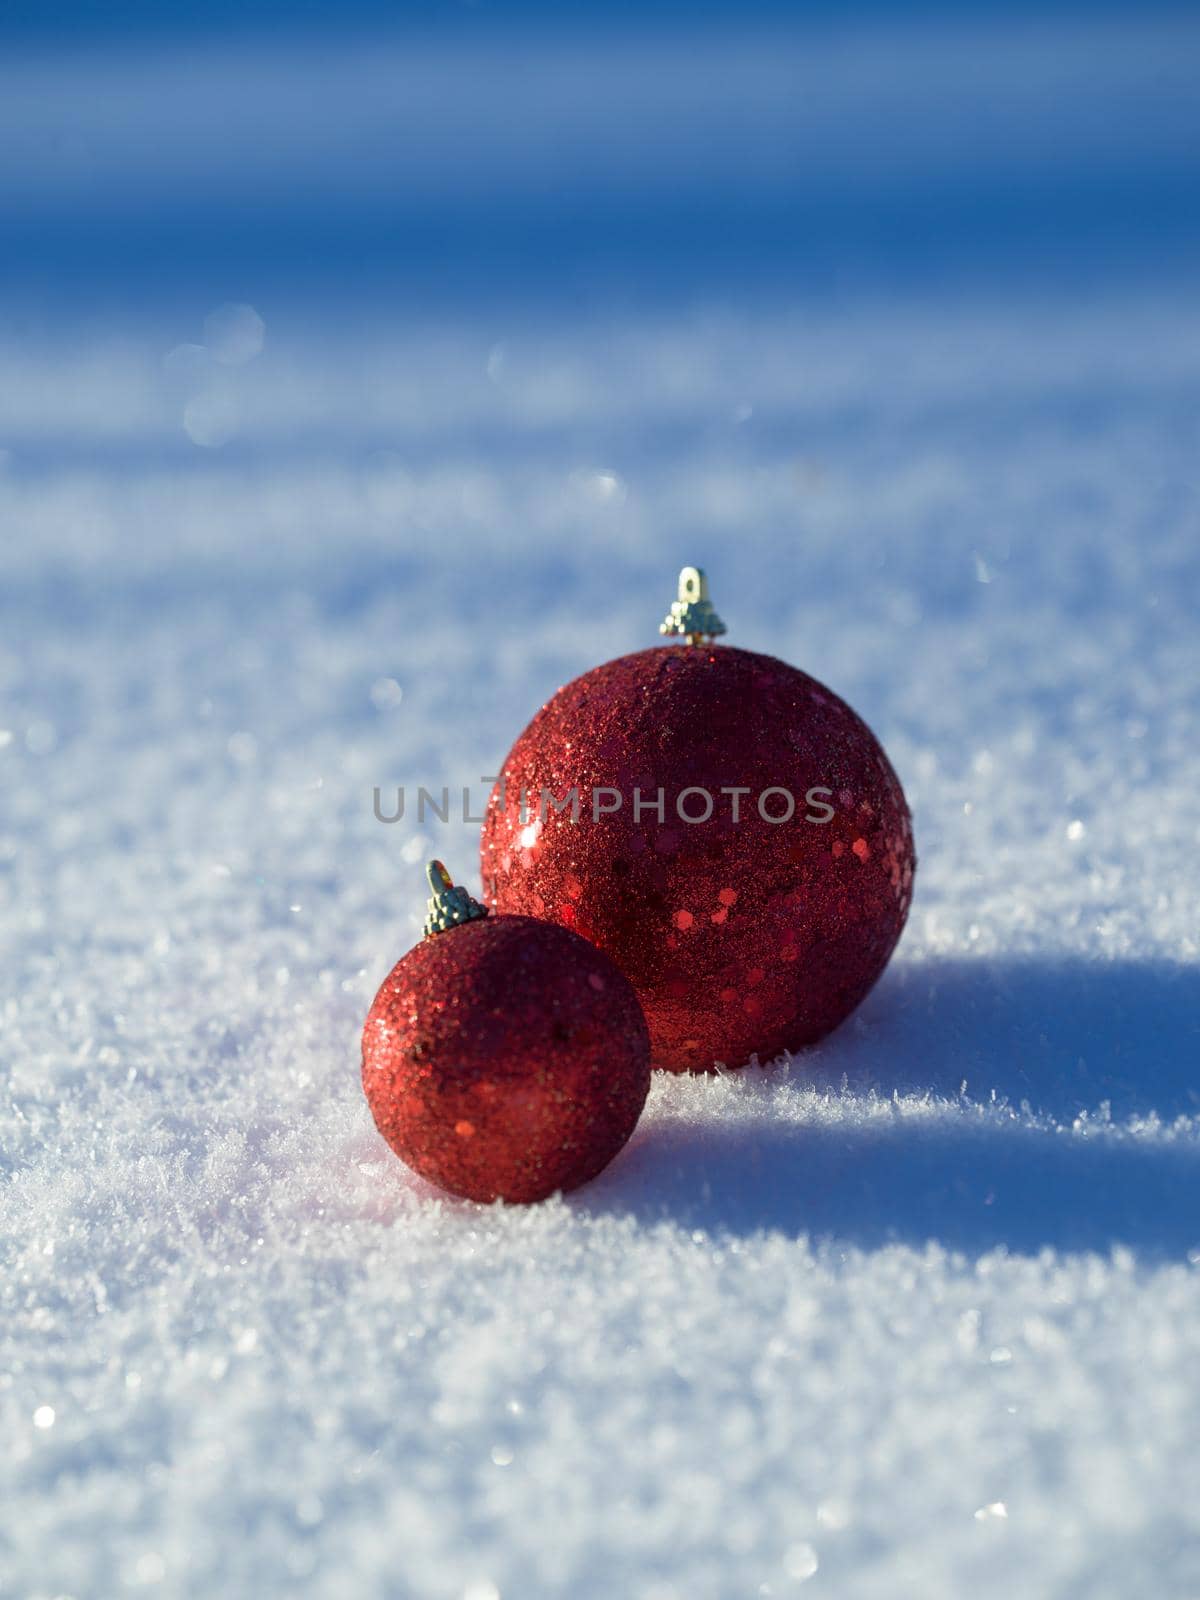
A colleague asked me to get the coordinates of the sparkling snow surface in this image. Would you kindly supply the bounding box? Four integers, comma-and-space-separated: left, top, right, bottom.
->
3, 294, 1200, 1598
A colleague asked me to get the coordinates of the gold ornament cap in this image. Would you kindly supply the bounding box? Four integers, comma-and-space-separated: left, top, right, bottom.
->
423, 860, 488, 938
659, 566, 727, 645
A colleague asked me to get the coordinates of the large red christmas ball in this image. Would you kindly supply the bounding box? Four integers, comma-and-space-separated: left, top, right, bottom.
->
480, 643, 914, 1072
362, 906, 651, 1202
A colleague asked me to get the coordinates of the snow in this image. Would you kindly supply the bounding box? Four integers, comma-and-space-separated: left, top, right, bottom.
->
4, 12, 1200, 1597
3, 290, 1200, 1598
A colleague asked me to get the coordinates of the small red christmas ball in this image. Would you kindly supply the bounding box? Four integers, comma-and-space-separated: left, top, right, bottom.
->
480, 569, 914, 1072
362, 863, 651, 1202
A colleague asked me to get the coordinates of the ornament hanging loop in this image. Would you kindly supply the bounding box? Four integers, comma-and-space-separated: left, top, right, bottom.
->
423, 860, 488, 938
659, 565, 727, 646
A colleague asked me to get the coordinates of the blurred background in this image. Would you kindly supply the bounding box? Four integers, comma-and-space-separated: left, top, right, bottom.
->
5, 3, 1200, 607
6, 1, 1200, 310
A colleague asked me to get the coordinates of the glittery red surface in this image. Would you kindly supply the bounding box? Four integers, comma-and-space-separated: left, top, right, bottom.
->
362, 915, 651, 1202
480, 645, 915, 1072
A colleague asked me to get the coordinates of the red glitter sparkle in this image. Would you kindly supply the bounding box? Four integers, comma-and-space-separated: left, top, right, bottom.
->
480, 645, 915, 1071
362, 915, 651, 1202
